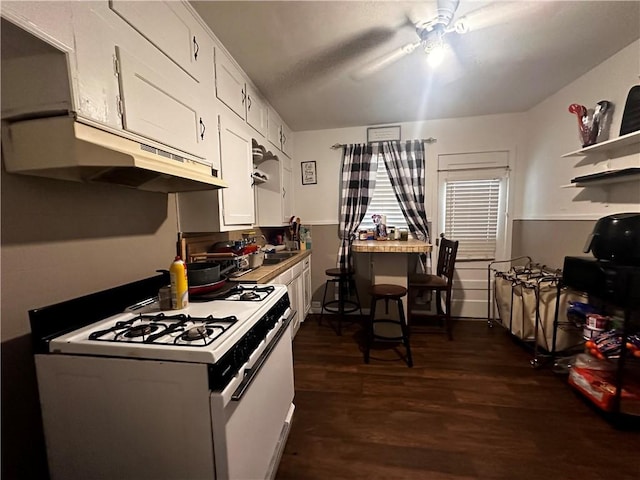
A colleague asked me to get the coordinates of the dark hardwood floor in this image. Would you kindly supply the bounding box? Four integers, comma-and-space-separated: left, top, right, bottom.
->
276, 315, 640, 480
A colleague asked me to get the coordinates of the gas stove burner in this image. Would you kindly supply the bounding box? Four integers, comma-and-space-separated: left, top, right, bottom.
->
240, 292, 260, 301
182, 325, 212, 342
237, 285, 275, 294
123, 323, 159, 338
220, 284, 276, 301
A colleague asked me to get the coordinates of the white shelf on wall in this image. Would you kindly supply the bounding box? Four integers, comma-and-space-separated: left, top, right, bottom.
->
561, 130, 640, 157
561, 167, 640, 187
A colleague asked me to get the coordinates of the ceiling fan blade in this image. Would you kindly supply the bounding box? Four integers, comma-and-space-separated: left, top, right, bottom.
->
351, 42, 420, 81
455, 2, 548, 33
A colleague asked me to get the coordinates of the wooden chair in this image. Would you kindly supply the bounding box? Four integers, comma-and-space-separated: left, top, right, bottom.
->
407, 238, 459, 340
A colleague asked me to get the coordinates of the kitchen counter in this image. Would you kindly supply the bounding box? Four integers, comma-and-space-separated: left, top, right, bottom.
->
229, 250, 312, 284
352, 239, 431, 321
352, 239, 432, 253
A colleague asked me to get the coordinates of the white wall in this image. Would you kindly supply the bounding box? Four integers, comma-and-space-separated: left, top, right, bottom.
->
517, 40, 640, 220
293, 40, 640, 227
292, 113, 526, 229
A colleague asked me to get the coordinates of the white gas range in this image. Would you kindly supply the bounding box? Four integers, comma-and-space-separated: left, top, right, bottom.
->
31, 277, 295, 480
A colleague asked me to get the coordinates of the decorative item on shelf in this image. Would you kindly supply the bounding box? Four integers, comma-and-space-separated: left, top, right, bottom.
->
251, 138, 278, 162
567, 100, 612, 147
371, 214, 388, 240
620, 85, 640, 136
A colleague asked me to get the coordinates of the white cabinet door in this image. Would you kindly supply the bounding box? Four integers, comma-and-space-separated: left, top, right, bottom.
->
267, 107, 282, 153
303, 256, 312, 317
287, 274, 302, 337
110, 0, 214, 86
280, 122, 293, 159
281, 166, 293, 223
70, 3, 122, 129
294, 273, 304, 327
117, 46, 212, 162
246, 84, 267, 137
215, 47, 246, 120
219, 114, 254, 226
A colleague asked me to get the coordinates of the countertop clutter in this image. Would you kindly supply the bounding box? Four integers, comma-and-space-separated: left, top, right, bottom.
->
228, 249, 312, 284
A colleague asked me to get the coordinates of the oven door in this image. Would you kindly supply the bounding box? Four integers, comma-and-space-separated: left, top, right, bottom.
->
210, 312, 295, 480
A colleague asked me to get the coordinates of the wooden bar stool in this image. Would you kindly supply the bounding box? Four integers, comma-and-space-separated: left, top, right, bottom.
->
319, 267, 362, 335
364, 284, 413, 367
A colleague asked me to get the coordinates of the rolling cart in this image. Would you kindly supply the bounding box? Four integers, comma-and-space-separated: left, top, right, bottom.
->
488, 258, 584, 367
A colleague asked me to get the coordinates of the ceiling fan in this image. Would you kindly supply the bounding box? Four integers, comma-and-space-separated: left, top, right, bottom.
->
352, 0, 544, 81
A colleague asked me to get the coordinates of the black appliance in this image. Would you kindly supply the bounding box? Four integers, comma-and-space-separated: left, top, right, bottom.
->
562, 257, 640, 308
583, 213, 640, 266
620, 85, 640, 136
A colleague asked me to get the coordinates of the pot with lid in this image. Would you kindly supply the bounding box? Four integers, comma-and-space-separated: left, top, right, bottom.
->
583, 212, 640, 265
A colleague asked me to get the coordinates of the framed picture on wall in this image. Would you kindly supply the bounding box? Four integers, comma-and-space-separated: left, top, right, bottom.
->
301, 161, 317, 185
367, 125, 401, 142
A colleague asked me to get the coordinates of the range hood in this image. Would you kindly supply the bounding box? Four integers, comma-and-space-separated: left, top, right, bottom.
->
1, 116, 228, 193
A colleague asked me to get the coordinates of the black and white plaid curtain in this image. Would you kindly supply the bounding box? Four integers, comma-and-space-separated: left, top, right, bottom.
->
337, 143, 378, 269
380, 140, 432, 269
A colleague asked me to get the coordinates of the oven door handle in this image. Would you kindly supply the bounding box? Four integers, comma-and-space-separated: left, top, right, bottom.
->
231, 310, 294, 402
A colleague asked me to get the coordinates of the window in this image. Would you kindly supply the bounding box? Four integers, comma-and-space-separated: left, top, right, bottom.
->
361, 157, 409, 231
443, 178, 501, 259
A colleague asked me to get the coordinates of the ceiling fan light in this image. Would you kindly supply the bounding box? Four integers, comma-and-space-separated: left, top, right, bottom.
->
426, 45, 446, 68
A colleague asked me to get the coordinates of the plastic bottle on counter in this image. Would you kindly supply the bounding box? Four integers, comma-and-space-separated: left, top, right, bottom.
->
169, 256, 189, 309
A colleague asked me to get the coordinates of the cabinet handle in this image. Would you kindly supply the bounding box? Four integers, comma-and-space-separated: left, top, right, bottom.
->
241, 88, 246, 105
247, 95, 252, 111
193, 36, 199, 60
282, 132, 286, 146
199, 117, 206, 140
282, 187, 286, 198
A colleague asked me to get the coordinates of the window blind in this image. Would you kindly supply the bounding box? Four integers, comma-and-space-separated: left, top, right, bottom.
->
443, 178, 501, 260
361, 159, 408, 231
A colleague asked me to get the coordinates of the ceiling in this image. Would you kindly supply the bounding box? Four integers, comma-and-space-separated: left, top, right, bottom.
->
191, 1, 640, 132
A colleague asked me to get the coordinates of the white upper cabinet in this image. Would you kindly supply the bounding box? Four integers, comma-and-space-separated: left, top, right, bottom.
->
281, 165, 293, 223
267, 108, 283, 153
177, 113, 254, 231
267, 107, 293, 160
2, 1, 221, 170
246, 84, 268, 137
219, 113, 255, 226
116, 44, 216, 164
215, 47, 246, 120
110, 0, 214, 87
280, 122, 293, 159
214, 46, 268, 139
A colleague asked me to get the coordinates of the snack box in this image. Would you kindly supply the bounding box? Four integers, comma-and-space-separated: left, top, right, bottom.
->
568, 366, 640, 413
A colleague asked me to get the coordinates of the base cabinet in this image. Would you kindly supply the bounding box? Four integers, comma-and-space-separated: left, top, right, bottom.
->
303, 255, 312, 316
269, 259, 306, 339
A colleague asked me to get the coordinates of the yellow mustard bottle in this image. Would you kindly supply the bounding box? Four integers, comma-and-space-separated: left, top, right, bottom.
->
169, 256, 189, 309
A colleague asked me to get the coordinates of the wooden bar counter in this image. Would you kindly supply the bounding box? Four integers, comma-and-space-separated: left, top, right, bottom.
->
351, 239, 433, 254
352, 239, 432, 317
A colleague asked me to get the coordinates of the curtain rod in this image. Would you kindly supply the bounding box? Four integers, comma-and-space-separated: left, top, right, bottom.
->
330, 137, 437, 149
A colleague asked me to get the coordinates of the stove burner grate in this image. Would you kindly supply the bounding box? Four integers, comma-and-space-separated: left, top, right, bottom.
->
221, 284, 275, 301
122, 323, 160, 339
88, 313, 239, 347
